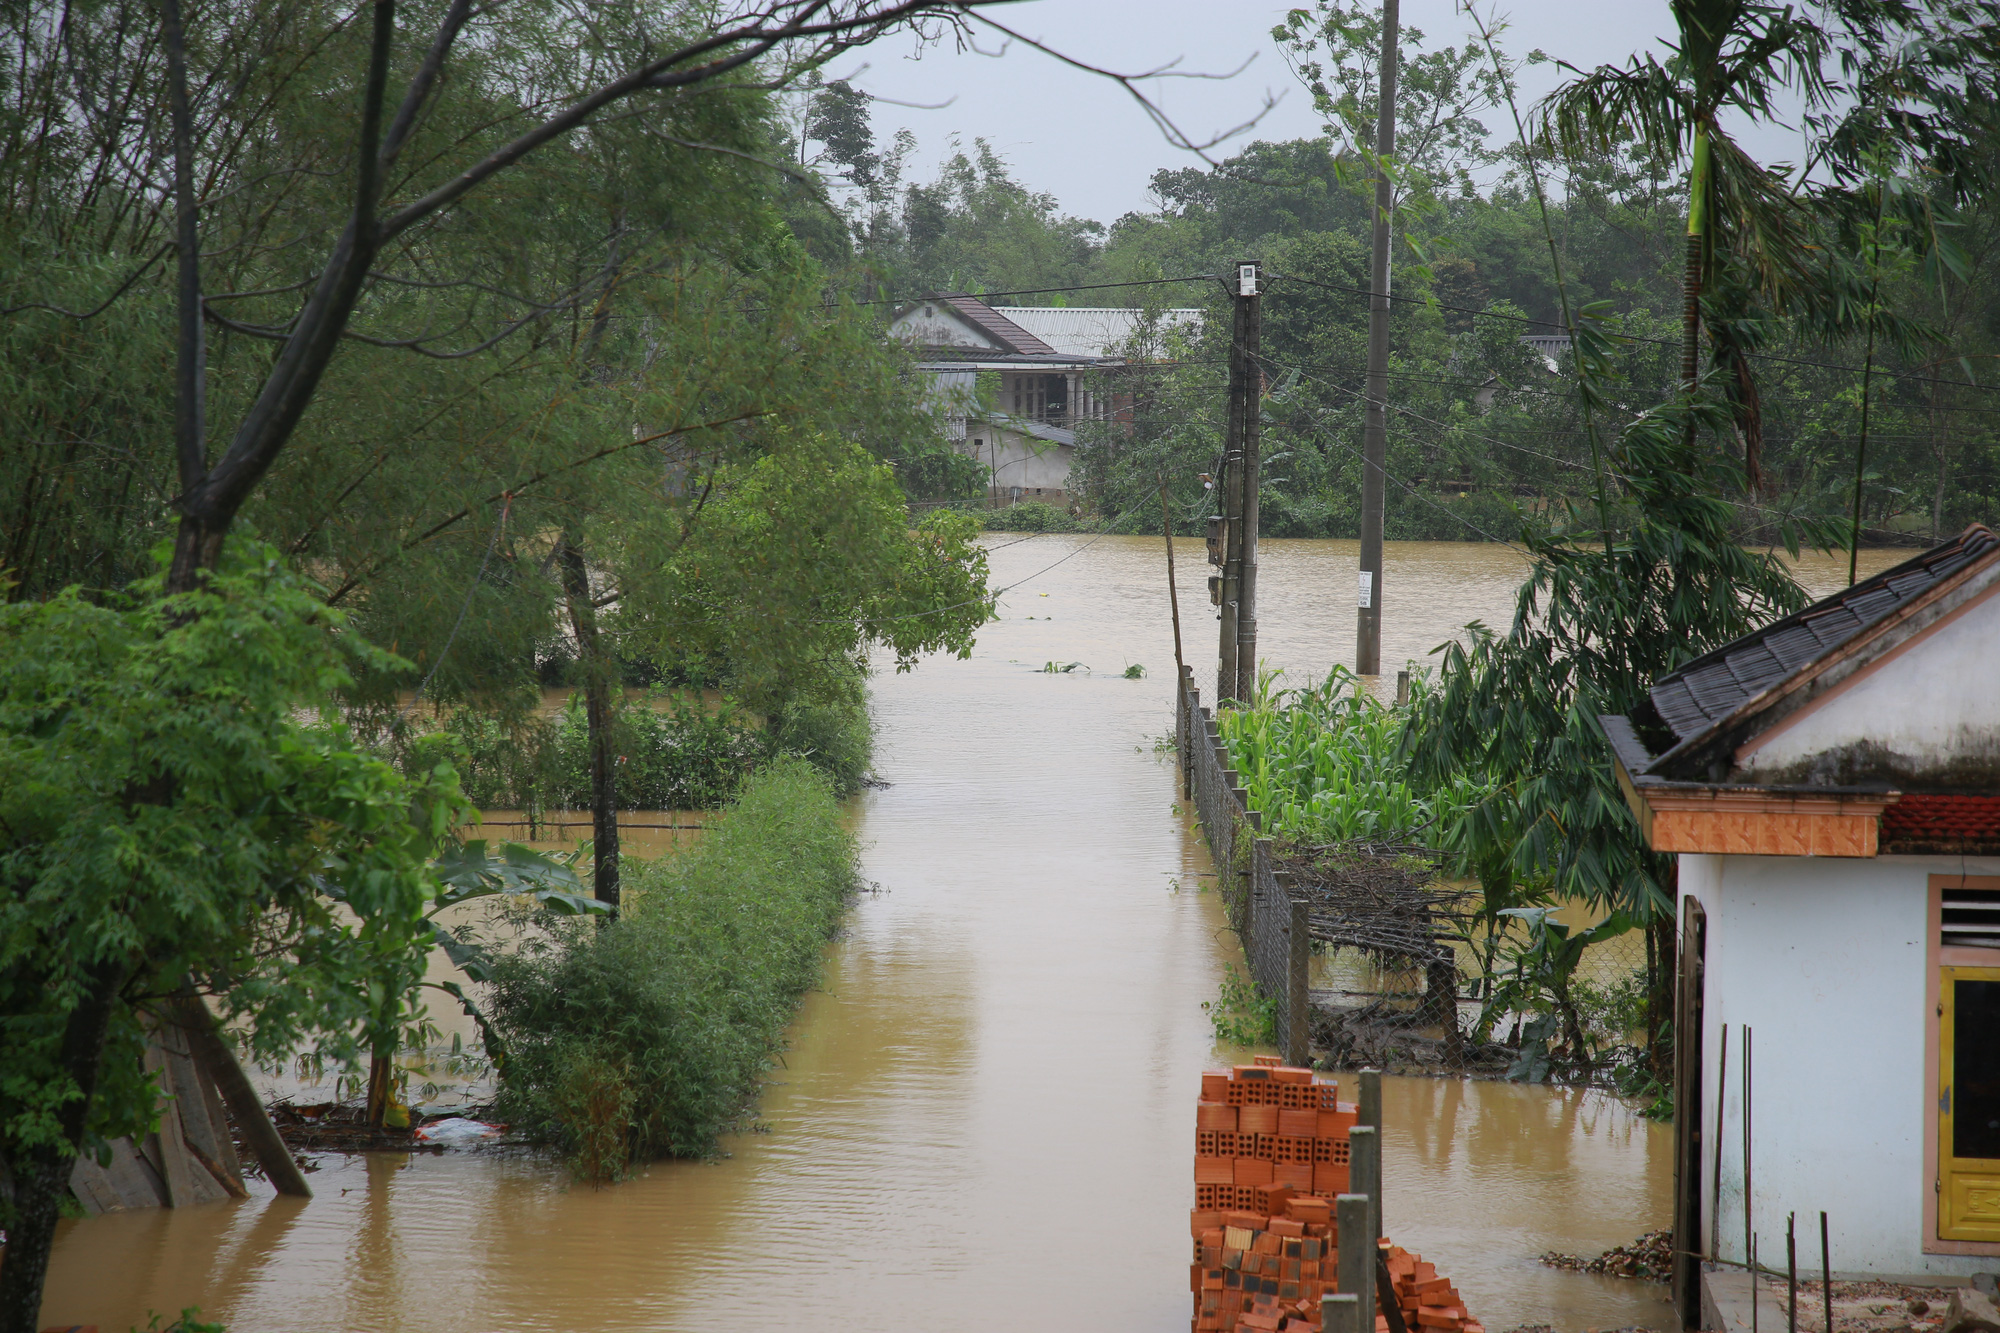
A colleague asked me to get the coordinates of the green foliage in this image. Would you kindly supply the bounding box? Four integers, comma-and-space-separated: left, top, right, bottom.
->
1403, 399, 1836, 922
1275, 0, 1510, 201
1218, 667, 1486, 844
0, 548, 464, 1187
135, 1311, 227, 1333
894, 138, 1106, 297
618, 434, 992, 716
482, 757, 857, 1179
445, 691, 768, 812
1203, 962, 1279, 1048
768, 685, 875, 797
980, 500, 1084, 533
1480, 907, 1635, 1081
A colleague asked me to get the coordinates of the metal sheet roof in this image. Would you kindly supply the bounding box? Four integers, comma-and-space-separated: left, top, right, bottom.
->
999, 307, 1203, 358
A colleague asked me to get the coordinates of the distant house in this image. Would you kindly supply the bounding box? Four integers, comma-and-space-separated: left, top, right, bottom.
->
890, 295, 1201, 508
1600, 525, 2000, 1320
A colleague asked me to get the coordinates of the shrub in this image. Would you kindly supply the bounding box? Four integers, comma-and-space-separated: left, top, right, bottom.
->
769, 689, 873, 796
482, 757, 858, 1179
443, 689, 779, 811
981, 500, 1083, 532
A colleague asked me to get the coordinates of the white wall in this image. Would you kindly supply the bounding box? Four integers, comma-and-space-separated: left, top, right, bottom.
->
969, 427, 1071, 496
891, 306, 997, 350
1741, 585, 2000, 782
1688, 852, 2000, 1277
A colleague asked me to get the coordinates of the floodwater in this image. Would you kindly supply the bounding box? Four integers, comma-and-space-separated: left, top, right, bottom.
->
41, 537, 1904, 1333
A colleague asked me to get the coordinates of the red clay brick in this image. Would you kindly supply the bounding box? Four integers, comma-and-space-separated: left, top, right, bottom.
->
1278, 1109, 1319, 1137
1238, 1105, 1278, 1136
1232, 1157, 1273, 1186
1198, 1102, 1238, 1132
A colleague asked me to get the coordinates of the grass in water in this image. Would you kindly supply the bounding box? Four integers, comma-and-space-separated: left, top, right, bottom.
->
484, 755, 858, 1181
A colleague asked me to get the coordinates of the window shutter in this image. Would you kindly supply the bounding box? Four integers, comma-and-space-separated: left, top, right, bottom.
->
1942, 884, 2000, 950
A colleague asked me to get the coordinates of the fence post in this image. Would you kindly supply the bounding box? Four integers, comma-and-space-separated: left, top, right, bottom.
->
1359, 1068, 1381, 1132
1350, 1123, 1381, 1244
1287, 890, 1310, 1068
1337, 1192, 1374, 1329
1322, 1292, 1362, 1333
1181, 667, 1196, 797
1358, 1069, 1382, 1239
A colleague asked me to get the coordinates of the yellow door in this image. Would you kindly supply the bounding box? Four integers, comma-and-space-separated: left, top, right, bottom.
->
1941, 967, 2000, 1242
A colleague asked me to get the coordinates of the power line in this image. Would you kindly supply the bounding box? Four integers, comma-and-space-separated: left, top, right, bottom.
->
1264, 270, 2000, 403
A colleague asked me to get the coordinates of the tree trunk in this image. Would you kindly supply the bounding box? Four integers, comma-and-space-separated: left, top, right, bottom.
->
1680, 122, 1710, 396
0, 964, 123, 1333
1648, 868, 1680, 1088
557, 532, 619, 912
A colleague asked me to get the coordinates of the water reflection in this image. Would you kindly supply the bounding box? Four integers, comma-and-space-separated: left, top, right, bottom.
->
40, 538, 1905, 1332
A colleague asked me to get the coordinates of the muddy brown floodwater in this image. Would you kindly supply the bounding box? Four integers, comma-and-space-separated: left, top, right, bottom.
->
41, 537, 1902, 1333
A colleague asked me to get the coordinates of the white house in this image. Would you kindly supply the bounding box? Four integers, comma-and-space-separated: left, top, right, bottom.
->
1602, 524, 2000, 1322
889, 296, 1201, 507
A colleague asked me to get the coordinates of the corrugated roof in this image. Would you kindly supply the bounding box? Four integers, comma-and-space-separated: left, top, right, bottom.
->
935, 296, 1058, 356
1000, 307, 1203, 358
1648, 524, 2000, 744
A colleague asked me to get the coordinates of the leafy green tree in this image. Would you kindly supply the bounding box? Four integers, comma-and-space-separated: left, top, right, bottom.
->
0, 551, 465, 1326
893, 138, 1106, 296
1275, 0, 1510, 202
1, 1, 1013, 1320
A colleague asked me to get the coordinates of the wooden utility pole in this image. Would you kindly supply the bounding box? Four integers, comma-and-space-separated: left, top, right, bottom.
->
1356, 0, 1399, 676
1216, 261, 1261, 701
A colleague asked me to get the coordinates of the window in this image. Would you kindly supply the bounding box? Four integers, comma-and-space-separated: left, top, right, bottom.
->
1943, 884, 2000, 949
1940, 966, 2000, 1242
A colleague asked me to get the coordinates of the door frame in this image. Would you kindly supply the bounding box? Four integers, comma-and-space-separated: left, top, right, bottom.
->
1673, 892, 1707, 1329
1923, 874, 2000, 1255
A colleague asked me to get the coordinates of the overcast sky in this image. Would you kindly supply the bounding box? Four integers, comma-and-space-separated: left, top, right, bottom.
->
837, 0, 1811, 225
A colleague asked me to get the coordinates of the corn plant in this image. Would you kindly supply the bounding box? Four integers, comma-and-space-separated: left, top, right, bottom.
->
1217, 666, 1488, 846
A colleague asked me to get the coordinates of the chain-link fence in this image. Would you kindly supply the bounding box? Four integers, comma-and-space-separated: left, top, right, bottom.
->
1180, 666, 1671, 1095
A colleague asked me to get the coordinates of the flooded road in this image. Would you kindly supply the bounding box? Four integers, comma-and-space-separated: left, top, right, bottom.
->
41, 537, 1900, 1332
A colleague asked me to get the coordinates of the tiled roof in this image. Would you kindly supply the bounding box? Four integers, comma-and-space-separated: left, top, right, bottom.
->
935, 296, 1058, 356
1881, 794, 2000, 851
1648, 525, 2000, 745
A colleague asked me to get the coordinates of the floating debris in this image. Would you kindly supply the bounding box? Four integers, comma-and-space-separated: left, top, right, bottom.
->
1539, 1230, 1673, 1281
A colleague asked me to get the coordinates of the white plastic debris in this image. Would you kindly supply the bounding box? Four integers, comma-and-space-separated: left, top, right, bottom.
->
414, 1117, 503, 1145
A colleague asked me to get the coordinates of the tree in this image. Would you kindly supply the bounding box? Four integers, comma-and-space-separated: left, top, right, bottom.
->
2, 2, 1027, 1321
0, 551, 465, 1328
1534, 0, 2000, 483
1275, 0, 1511, 203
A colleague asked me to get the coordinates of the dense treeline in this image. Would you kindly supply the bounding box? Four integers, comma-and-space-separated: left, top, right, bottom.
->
0, 0, 1005, 1310
786, 5, 2000, 544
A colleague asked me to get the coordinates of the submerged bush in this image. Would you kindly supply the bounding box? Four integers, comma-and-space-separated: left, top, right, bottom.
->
443, 686, 869, 811
482, 757, 858, 1178
981, 499, 1083, 532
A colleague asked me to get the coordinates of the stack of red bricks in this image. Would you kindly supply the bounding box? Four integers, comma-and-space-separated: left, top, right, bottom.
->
1187, 1056, 1482, 1333
1381, 1247, 1483, 1333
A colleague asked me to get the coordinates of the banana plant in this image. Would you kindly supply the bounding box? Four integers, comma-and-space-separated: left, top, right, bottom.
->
323, 838, 605, 1123
1482, 906, 1634, 1083
422, 839, 606, 1074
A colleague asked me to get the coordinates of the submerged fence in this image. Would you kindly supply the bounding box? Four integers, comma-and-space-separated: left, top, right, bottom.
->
1178, 666, 1660, 1085
1179, 666, 1311, 1064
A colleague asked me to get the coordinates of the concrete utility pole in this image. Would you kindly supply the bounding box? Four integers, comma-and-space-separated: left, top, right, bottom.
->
1356, 0, 1399, 676
1234, 262, 1264, 704
1216, 261, 1261, 700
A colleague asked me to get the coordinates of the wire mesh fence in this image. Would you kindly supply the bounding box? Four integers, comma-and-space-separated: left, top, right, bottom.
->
1180, 667, 1670, 1097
